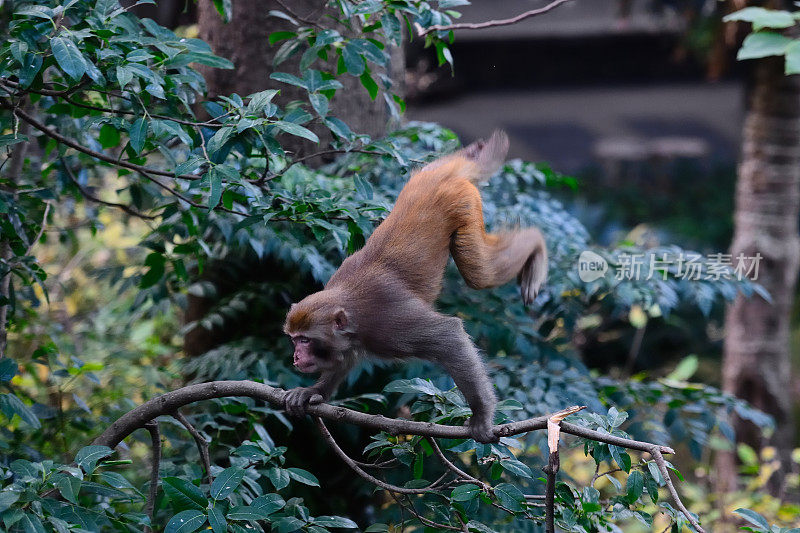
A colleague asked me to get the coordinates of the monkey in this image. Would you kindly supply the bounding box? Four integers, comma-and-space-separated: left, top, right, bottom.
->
283, 131, 547, 443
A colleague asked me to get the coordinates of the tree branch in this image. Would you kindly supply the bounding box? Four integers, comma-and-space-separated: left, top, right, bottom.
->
417, 0, 574, 36
61, 159, 158, 220
0, 100, 202, 181
314, 416, 439, 494
142, 421, 161, 533
172, 411, 212, 485
89, 380, 700, 530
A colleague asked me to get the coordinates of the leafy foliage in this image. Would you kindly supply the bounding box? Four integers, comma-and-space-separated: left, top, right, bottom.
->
725, 6, 800, 74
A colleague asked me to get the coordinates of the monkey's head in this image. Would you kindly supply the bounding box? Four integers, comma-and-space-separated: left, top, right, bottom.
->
284, 290, 354, 373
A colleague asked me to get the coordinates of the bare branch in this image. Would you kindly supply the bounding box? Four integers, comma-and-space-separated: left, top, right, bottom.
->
651, 449, 705, 533
315, 417, 437, 494
61, 159, 158, 220
427, 437, 487, 491
142, 421, 161, 533
417, 0, 574, 36
173, 411, 212, 485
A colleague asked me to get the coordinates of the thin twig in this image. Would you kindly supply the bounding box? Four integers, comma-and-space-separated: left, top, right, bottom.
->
389, 492, 461, 531
61, 159, 158, 220
314, 417, 436, 494
417, 0, 573, 36
24, 202, 50, 256
427, 437, 488, 490
273, 0, 324, 28
651, 449, 705, 533
173, 411, 212, 485
143, 421, 161, 533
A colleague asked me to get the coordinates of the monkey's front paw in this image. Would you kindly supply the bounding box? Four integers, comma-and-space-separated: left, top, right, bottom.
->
468, 417, 498, 444
284, 387, 324, 417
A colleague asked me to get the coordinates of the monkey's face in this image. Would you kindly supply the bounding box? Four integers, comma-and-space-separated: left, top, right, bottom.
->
284, 294, 353, 374
288, 334, 335, 373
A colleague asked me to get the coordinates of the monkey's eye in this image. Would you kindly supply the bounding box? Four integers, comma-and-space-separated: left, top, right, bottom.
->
295, 336, 311, 345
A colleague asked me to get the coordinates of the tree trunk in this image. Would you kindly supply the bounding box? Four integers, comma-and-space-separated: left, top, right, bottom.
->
197, 0, 403, 156
716, 56, 800, 497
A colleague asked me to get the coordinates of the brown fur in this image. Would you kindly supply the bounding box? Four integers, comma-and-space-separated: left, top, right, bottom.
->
283, 131, 547, 443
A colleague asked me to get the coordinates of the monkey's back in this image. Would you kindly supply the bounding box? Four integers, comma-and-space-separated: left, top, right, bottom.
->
327, 156, 485, 303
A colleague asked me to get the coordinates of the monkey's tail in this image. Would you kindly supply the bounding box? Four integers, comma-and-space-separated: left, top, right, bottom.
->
460, 130, 509, 183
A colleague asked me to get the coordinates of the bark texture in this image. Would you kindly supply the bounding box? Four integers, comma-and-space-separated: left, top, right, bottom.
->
197, 0, 403, 156
717, 56, 800, 496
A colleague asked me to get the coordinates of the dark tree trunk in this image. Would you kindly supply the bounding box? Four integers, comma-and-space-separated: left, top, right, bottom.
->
716, 55, 800, 497
197, 0, 403, 156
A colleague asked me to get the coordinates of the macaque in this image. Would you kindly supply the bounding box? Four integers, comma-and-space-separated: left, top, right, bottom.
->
283, 131, 547, 443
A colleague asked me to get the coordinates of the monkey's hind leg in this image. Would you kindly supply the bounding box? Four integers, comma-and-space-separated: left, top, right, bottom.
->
450, 190, 548, 305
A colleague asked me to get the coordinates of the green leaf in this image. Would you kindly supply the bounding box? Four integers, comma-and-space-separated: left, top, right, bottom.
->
499, 458, 533, 478
99, 124, 121, 149
247, 89, 280, 114
274, 121, 319, 143
184, 52, 234, 69
129, 118, 148, 154
0, 358, 18, 382
666, 355, 698, 381
207, 168, 224, 209
324, 117, 353, 140
273, 516, 305, 533
116, 65, 133, 88
359, 70, 378, 100
18, 513, 46, 533
493, 483, 524, 511
581, 486, 601, 512
75, 445, 113, 473
313, 516, 358, 528
734, 508, 771, 531
286, 467, 320, 486
342, 42, 366, 76
269, 31, 297, 44
208, 506, 226, 533
50, 37, 86, 81
250, 493, 285, 515
0, 393, 41, 428
724, 7, 796, 31
267, 467, 290, 490
206, 126, 235, 155
0, 491, 20, 513
162, 477, 208, 510
53, 473, 81, 504
210, 467, 245, 500
165, 510, 207, 533
626, 470, 644, 503
309, 93, 328, 117
18, 54, 43, 88
227, 506, 272, 521
785, 40, 800, 74
451, 483, 482, 502
270, 72, 307, 89
0, 134, 29, 148
737, 32, 792, 60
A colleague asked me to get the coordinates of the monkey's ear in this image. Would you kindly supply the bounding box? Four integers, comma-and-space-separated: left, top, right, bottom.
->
333, 308, 349, 331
